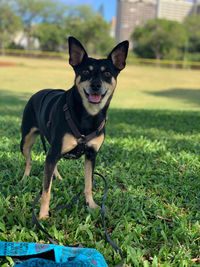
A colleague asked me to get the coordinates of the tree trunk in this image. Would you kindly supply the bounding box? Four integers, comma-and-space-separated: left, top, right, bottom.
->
155, 51, 161, 67
0, 38, 5, 55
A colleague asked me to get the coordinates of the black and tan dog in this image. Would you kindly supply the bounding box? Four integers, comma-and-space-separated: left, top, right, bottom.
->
20, 37, 129, 220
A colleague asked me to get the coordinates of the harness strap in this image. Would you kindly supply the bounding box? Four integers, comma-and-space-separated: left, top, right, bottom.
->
63, 104, 106, 144
63, 104, 82, 139
47, 103, 106, 144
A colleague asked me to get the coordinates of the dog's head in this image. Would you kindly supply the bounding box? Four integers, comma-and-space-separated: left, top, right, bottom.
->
68, 36, 129, 115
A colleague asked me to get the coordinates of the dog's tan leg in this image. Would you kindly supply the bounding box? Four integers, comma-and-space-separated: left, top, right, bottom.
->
39, 179, 53, 220
84, 157, 100, 210
39, 155, 57, 220
21, 127, 39, 182
84, 134, 104, 209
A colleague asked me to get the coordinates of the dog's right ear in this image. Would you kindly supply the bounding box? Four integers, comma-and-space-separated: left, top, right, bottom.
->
68, 37, 88, 67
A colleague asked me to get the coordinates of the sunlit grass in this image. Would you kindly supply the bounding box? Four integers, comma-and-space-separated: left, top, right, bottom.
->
1, 55, 200, 110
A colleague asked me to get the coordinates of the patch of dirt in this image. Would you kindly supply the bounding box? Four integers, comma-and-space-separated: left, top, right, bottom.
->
0, 62, 18, 66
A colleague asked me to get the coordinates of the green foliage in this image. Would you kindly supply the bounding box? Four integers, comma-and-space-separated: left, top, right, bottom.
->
64, 5, 114, 55
4, 0, 115, 55
0, 1, 22, 51
132, 16, 200, 61
14, 0, 59, 26
184, 15, 200, 53
186, 52, 200, 62
132, 19, 187, 60
34, 22, 64, 52
98, 4, 104, 18
13, 0, 66, 50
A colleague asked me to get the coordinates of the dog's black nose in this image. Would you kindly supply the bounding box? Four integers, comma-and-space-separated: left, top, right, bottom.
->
91, 82, 101, 91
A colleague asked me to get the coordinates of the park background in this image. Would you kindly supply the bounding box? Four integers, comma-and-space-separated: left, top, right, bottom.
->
0, 0, 200, 266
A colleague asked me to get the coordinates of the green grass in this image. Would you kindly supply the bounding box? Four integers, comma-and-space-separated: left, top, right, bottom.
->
0, 56, 200, 266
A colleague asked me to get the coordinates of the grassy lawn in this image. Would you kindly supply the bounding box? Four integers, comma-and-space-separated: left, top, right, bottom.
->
0, 56, 200, 266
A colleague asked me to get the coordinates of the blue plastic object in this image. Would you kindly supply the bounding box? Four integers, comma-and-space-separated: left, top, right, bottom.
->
0, 241, 108, 266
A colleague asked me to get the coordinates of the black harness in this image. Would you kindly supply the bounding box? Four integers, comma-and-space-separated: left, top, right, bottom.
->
46, 101, 106, 159
63, 103, 106, 159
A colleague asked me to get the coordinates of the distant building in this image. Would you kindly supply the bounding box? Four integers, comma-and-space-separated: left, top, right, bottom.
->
157, 0, 194, 22
14, 31, 40, 49
115, 0, 157, 43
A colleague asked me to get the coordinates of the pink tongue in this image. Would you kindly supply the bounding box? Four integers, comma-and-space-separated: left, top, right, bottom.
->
89, 94, 101, 103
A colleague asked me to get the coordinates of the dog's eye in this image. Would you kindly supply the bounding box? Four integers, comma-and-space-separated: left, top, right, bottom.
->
82, 70, 89, 75
104, 71, 111, 77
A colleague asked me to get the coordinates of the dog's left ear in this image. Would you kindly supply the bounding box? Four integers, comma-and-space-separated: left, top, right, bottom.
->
68, 36, 88, 67
107, 40, 129, 70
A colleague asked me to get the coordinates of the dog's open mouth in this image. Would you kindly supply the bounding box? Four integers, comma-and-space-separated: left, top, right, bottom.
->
89, 94, 101, 103
84, 89, 107, 104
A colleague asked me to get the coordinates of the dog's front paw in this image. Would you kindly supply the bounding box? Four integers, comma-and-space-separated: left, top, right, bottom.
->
87, 201, 100, 210
39, 212, 50, 220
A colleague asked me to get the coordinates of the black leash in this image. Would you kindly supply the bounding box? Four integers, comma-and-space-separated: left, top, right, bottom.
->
32, 188, 82, 246
32, 172, 124, 266
96, 172, 124, 267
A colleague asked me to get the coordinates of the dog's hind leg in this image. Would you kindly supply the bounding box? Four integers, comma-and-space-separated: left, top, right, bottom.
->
20, 127, 39, 182
20, 100, 40, 182
54, 164, 63, 180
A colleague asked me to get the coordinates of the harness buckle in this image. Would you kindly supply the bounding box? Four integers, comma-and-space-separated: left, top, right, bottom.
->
78, 135, 86, 144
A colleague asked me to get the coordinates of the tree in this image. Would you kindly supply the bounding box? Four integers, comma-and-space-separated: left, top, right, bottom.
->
35, 22, 64, 51
1, 1, 114, 55
64, 5, 114, 55
33, 2, 68, 52
184, 15, 200, 53
98, 4, 104, 17
132, 19, 187, 60
13, 0, 66, 49
0, 1, 21, 53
